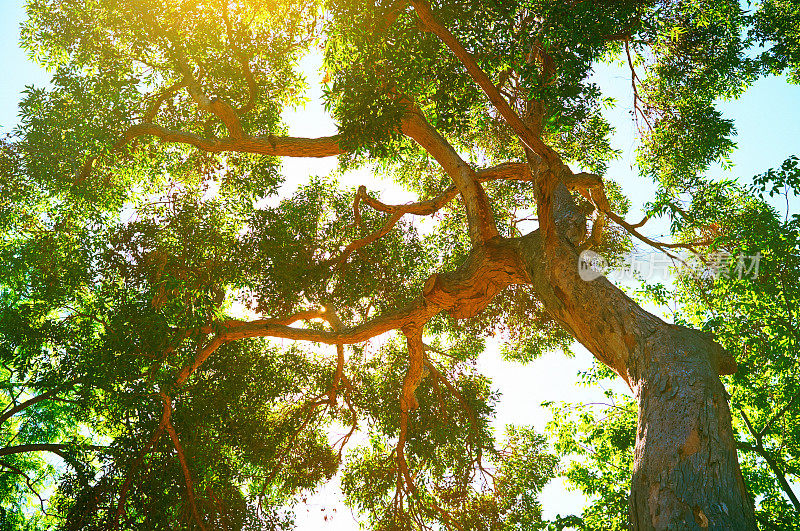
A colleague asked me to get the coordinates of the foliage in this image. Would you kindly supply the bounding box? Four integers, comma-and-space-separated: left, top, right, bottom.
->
1, 0, 799, 529
544, 366, 636, 531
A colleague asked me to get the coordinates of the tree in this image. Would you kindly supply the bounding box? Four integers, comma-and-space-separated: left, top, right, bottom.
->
1, 0, 798, 528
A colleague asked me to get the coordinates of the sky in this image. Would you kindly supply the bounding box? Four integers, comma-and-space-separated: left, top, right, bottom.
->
2, 1, 799, 529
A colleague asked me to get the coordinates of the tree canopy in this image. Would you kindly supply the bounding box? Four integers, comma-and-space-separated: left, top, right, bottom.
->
1, 0, 799, 529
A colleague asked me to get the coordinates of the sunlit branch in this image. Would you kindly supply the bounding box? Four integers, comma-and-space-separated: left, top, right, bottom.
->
356, 163, 600, 221
397, 326, 425, 493
338, 160, 584, 266
400, 111, 499, 243
175, 309, 327, 386
581, 180, 712, 260
161, 392, 207, 531
213, 239, 528, 348
120, 123, 343, 158
356, 185, 453, 218
0, 379, 81, 427
409, 0, 561, 168
174, 51, 246, 139
329, 210, 406, 267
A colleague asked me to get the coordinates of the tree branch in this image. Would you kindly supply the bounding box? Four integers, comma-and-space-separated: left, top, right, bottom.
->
176, 53, 246, 139
0, 443, 71, 460
400, 110, 499, 244
759, 390, 800, 439
397, 326, 425, 492
113, 396, 170, 528
143, 80, 187, 123
339, 161, 599, 265
329, 210, 406, 267
0, 460, 50, 514
0, 379, 80, 427
174, 237, 529, 390
357, 163, 599, 219
409, 0, 561, 167
423, 358, 484, 468
740, 410, 800, 511
582, 180, 711, 259
161, 392, 207, 531
119, 123, 342, 158
175, 309, 326, 386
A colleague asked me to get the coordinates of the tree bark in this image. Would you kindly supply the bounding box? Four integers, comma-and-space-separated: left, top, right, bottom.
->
514, 223, 756, 529
628, 326, 754, 530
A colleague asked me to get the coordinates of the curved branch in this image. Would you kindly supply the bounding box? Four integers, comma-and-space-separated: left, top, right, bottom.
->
0, 379, 81, 427
342, 161, 598, 264
409, 0, 561, 167
177, 55, 245, 139
358, 163, 599, 218
357, 185, 455, 217
582, 180, 711, 259
400, 111, 499, 243
216, 239, 528, 348
397, 327, 425, 492
219, 298, 437, 346
174, 238, 529, 389
161, 392, 207, 531
175, 309, 326, 386
605, 209, 712, 258
329, 210, 406, 267
119, 123, 343, 158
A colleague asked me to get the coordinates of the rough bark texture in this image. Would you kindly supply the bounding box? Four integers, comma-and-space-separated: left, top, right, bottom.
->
629, 327, 753, 530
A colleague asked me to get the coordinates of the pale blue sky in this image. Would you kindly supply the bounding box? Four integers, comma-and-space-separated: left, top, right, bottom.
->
1, 1, 798, 528
1, 1, 50, 131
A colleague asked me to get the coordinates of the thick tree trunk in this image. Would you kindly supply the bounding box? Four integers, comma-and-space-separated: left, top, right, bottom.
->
628, 325, 754, 529
513, 225, 757, 529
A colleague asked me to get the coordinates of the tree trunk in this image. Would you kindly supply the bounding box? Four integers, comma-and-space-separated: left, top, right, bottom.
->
513, 223, 757, 529
628, 325, 754, 529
